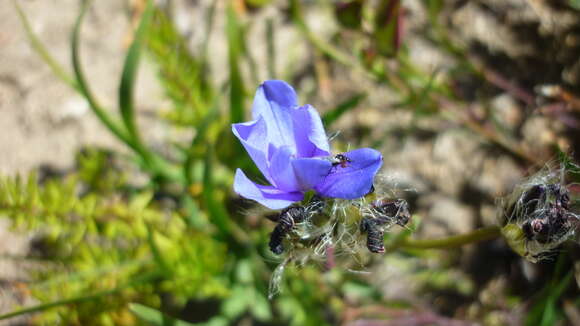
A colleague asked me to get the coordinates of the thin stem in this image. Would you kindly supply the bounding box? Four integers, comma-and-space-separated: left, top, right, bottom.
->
71, 1, 182, 183
0, 270, 160, 321
290, 2, 540, 166
71, 1, 131, 145
289, 0, 376, 80
14, 1, 79, 91
388, 225, 501, 251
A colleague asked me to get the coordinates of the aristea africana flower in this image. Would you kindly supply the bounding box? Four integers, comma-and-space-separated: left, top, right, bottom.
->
232, 80, 382, 209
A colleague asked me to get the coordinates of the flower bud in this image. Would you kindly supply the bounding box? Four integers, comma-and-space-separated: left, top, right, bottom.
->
499, 165, 579, 262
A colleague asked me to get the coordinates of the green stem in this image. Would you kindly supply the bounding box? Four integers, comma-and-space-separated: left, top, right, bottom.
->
290, 2, 539, 166
14, 1, 79, 91
71, 1, 131, 145
34, 258, 152, 290
0, 270, 160, 321
72, 1, 182, 183
388, 225, 501, 251
289, 0, 375, 80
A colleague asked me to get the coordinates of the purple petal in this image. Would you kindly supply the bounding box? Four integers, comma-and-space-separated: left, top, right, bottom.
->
232, 117, 274, 184
291, 105, 331, 158
292, 157, 333, 190
314, 148, 382, 199
261, 80, 298, 109
233, 169, 303, 209
269, 146, 300, 192
251, 80, 298, 149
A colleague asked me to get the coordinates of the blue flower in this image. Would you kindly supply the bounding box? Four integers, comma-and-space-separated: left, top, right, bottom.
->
232, 80, 382, 209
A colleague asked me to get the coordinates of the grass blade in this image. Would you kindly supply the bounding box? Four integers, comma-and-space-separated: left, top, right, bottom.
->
226, 4, 245, 124
146, 8, 214, 126
202, 145, 231, 237
322, 93, 366, 127
71, 1, 182, 182
266, 18, 276, 79
13, 1, 79, 91
290, 0, 366, 75
119, 0, 154, 138
0, 271, 159, 321
71, 0, 130, 144
201, 1, 217, 63
373, 0, 401, 57
146, 224, 171, 273
129, 303, 195, 326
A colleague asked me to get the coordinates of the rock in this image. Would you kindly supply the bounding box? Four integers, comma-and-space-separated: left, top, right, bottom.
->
420, 194, 475, 238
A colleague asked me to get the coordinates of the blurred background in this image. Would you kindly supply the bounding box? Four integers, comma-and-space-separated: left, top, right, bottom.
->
1, 0, 580, 325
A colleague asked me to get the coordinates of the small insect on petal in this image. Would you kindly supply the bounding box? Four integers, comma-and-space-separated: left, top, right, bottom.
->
315, 148, 383, 199
331, 153, 352, 168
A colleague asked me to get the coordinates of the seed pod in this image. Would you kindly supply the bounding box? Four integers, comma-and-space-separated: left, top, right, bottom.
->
515, 183, 573, 244
501, 167, 579, 262
269, 206, 308, 255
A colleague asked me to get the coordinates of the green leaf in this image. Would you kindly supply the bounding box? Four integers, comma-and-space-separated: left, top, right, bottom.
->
289, 0, 367, 77
334, 0, 364, 30
226, 4, 245, 124
249, 292, 272, 321
342, 281, 376, 301
322, 93, 366, 126
129, 303, 195, 326
266, 18, 276, 78
570, 0, 580, 10
0, 289, 117, 321
222, 286, 250, 319
202, 317, 229, 326
182, 195, 208, 228
72, 1, 181, 182
0, 273, 157, 322
202, 145, 231, 236
13, 1, 78, 90
394, 66, 440, 115
235, 259, 254, 284
201, 2, 218, 63
557, 150, 580, 182
119, 0, 154, 138
373, 0, 401, 57
526, 255, 574, 326
146, 225, 171, 273
71, 0, 130, 144
184, 95, 222, 180
146, 8, 215, 126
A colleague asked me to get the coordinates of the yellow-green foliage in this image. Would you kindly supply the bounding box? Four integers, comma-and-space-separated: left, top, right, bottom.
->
76, 148, 126, 194
0, 167, 227, 325
147, 8, 215, 126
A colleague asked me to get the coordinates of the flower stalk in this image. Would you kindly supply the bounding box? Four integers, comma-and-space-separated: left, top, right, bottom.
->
387, 225, 502, 251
